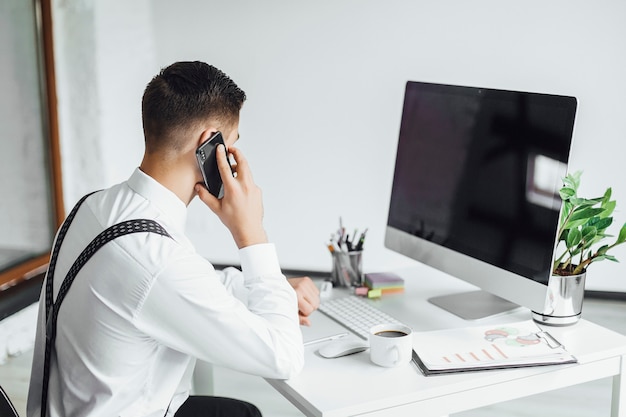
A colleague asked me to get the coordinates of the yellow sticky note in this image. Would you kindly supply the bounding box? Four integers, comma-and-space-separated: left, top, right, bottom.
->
368, 288, 382, 298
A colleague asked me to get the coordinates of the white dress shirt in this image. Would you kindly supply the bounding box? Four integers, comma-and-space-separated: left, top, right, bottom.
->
27, 168, 304, 417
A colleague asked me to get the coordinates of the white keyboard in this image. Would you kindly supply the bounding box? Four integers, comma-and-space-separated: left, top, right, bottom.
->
318, 296, 406, 340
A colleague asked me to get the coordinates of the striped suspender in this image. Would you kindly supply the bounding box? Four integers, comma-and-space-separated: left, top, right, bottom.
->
41, 192, 171, 417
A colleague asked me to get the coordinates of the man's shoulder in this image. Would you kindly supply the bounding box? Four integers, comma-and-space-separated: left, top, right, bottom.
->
86, 181, 142, 217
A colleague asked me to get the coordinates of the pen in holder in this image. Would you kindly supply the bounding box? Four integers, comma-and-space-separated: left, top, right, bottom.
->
331, 250, 363, 287
327, 218, 367, 287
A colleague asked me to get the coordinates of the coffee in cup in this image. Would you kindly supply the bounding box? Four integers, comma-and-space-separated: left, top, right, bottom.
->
374, 330, 408, 338
369, 323, 413, 367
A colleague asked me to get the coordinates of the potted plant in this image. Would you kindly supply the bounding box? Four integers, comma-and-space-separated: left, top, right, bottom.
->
553, 171, 626, 275
534, 171, 626, 326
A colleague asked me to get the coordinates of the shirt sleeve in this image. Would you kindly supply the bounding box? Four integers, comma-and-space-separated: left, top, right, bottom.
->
215, 267, 249, 304
133, 243, 304, 380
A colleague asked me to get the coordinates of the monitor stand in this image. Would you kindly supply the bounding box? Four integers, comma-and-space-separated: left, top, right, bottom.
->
428, 290, 520, 321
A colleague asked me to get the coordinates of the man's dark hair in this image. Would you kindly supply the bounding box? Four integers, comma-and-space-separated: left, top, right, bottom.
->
142, 61, 246, 152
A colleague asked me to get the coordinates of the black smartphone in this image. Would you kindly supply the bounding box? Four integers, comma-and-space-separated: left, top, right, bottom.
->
196, 131, 228, 199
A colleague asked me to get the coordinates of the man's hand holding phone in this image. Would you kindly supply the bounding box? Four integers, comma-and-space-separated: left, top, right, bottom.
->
196, 144, 268, 249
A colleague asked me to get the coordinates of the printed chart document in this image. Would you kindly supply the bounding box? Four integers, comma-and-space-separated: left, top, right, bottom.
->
412, 320, 577, 375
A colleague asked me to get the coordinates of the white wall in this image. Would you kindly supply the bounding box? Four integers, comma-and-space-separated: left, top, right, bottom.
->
53, 0, 157, 205
53, 0, 626, 292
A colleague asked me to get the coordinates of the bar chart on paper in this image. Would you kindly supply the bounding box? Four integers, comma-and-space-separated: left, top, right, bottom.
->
412, 320, 577, 375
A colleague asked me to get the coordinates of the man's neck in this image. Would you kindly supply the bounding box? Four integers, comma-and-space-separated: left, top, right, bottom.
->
139, 156, 196, 206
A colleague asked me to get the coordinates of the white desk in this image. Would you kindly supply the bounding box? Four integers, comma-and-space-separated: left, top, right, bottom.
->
267, 265, 626, 417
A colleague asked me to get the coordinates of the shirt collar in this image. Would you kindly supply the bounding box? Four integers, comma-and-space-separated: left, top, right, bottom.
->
127, 168, 188, 233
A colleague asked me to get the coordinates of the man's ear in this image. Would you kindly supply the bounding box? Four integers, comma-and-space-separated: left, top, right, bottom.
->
196, 128, 220, 148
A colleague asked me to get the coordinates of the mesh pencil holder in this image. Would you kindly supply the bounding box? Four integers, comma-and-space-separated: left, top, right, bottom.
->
330, 250, 363, 287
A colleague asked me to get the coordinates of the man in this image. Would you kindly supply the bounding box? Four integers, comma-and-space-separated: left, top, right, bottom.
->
27, 61, 319, 416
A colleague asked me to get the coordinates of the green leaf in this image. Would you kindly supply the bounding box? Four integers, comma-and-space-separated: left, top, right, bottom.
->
568, 197, 584, 206
602, 187, 612, 204
587, 216, 613, 232
563, 171, 582, 190
566, 228, 582, 248
569, 207, 606, 222
569, 197, 602, 207
599, 200, 616, 218
595, 254, 618, 263
596, 244, 610, 255
581, 226, 597, 242
559, 187, 576, 200
563, 200, 573, 214
559, 201, 574, 228
562, 177, 575, 190
565, 219, 591, 229
618, 223, 626, 244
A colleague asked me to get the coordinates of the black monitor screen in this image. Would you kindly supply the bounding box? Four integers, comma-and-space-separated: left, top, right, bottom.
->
387, 81, 577, 284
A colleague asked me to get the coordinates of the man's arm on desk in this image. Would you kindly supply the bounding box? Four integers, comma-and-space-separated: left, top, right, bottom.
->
219, 269, 320, 326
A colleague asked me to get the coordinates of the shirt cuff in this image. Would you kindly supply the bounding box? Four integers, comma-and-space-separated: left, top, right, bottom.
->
239, 243, 282, 280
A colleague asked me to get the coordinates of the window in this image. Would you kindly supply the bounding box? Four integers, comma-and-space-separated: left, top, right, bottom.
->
0, 0, 63, 292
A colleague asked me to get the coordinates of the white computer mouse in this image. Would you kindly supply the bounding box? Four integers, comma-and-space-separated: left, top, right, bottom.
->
318, 337, 369, 359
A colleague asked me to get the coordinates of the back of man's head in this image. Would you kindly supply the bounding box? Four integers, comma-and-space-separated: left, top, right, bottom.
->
142, 61, 246, 154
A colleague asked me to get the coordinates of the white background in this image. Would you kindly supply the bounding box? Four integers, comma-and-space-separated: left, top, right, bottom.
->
52, 0, 626, 292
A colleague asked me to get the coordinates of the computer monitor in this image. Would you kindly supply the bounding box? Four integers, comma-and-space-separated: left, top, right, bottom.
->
385, 81, 577, 320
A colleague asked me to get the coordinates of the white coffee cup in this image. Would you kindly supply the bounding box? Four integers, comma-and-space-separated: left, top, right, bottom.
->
369, 323, 413, 367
